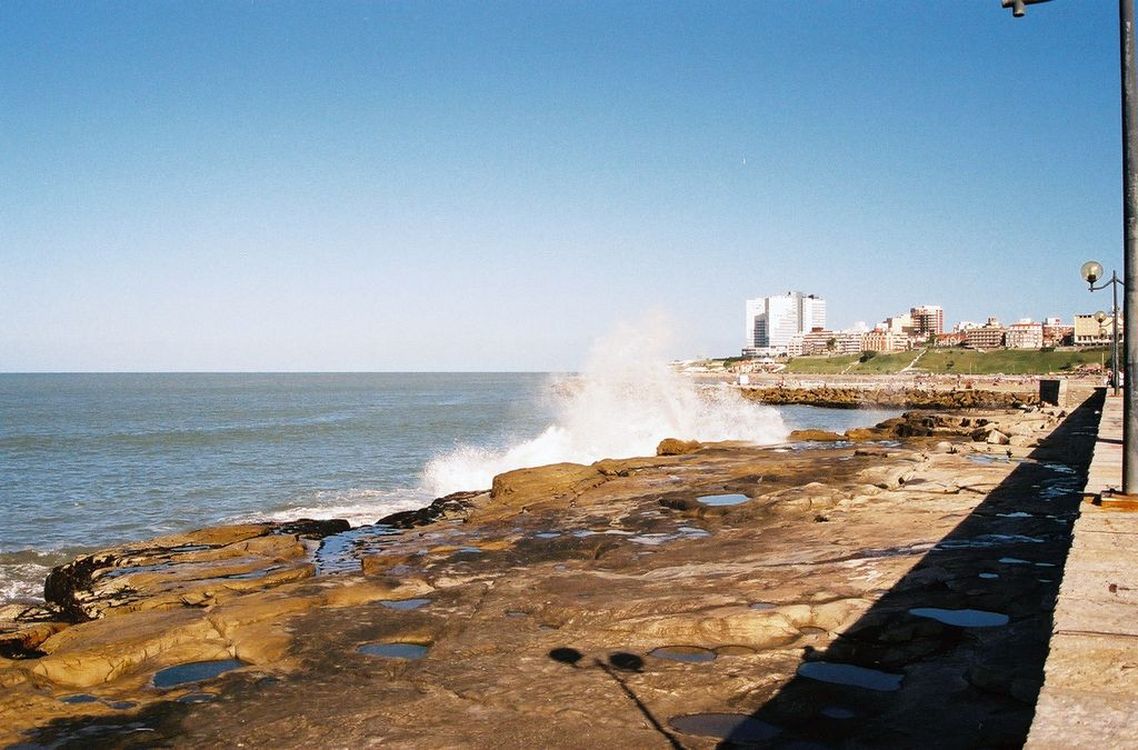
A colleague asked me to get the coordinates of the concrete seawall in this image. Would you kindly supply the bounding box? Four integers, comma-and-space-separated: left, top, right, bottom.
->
1027, 392, 1138, 748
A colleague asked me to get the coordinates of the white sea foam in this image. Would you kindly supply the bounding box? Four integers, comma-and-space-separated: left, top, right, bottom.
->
234, 488, 434, 528
0, 550, 80, 605
421, 314, 788, 496
0, 564, 50, 603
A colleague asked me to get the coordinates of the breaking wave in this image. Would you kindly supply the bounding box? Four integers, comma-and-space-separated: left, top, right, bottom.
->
421, 314, 787, 496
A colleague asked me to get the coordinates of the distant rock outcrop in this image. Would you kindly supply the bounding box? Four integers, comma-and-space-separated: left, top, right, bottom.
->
742, 386, 1034, 410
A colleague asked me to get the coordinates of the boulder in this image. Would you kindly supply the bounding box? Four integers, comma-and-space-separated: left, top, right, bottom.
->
656, 438, 702, 455
378, 491, 484, 529
986, 430, 1011, 445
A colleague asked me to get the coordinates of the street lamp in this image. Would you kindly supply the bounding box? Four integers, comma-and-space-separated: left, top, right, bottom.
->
1001, 0, 1053, 18
1082, 261, 1124, 397
1009, 0, 1138, 493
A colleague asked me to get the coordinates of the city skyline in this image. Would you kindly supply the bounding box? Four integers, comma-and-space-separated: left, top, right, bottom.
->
737, 289, 1111, 357
0, 3, 1125, 371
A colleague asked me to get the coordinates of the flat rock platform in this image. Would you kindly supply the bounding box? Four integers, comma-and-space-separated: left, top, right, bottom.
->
0, 394, 1113, 749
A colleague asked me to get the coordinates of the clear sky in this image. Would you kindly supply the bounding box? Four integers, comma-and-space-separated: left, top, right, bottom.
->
0, 1, 1125, 371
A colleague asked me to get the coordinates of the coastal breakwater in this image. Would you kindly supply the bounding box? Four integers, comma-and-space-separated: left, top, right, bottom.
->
741, 385, 1036, 410
0, 399, 1100, 748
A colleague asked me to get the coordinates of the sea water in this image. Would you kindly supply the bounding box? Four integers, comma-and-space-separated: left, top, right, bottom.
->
0, 372, 896, 604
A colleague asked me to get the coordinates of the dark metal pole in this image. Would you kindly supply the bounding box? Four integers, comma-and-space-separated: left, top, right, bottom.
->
1113, 271, 1121, 396
1121, 0, 1138, 492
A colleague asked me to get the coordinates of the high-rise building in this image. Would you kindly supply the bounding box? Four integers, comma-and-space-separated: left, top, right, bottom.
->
743, 292, 826, 355
910, 305, 944, 337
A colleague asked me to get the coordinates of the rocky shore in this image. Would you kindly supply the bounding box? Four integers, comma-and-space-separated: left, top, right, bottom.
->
0, 395, 1101, 749
740, 385, 1036, 410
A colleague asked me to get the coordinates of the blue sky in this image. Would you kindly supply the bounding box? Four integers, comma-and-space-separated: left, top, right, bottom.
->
0, 1, 1124, 371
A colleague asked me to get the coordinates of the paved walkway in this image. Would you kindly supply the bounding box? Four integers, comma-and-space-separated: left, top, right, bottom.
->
1027, 393, 1138, 748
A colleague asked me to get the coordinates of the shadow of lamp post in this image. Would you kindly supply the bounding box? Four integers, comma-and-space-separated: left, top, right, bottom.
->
1007, 0, 1138, 493
548, 647, 685, 749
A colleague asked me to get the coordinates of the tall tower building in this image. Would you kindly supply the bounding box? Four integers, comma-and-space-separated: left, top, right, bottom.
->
910, 305, 944, 337
744, 292, 826, 354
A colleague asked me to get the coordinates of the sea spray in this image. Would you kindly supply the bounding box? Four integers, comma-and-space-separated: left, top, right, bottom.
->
421, 318, 787, 496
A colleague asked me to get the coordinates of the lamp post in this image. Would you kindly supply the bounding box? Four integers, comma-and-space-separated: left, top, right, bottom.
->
1082, 261, 1123, 397
1009, 0, 1138, 493
1000, 0, 1054, 18
1092, 309, 1119, 386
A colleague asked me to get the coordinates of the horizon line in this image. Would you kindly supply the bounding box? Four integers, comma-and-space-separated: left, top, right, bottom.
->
0, 370, 577, 375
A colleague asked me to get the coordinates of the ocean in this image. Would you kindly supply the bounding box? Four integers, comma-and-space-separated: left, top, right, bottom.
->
0, 372, 899, 605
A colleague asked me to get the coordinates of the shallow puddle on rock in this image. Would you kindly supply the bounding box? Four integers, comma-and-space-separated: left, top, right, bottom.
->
909, 607, 1009, 627
630, 533, 672, 545
715, 645, 756, 656
821, 706, 857, 719
967, 453, 1009, 465
152, 659, 245, 690
631, 526, 711, 545
978, 572, 1000, 580
696, 493, 749, 506
357, 642, 429, 660
59, 693, 99, 704
106, 700, 137, 710
669, 713, 781, 742
750, 602, 777, 610
791, 440, 853, 451
799, 626, 828, 635
176, 692, 217, 704
797, 661, 902, 691
937, 533, 1044, 551
102, 562, 173, 579
649, 646, 716, 663
315, 525, 400, 575
381, 598, 431, 611
534, 531, 561, 539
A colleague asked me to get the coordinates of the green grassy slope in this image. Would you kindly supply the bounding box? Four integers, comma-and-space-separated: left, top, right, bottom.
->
774, 348, 1111, 375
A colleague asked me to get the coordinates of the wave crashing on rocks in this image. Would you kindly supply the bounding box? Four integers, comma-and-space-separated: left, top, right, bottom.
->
421, 315, 788, 496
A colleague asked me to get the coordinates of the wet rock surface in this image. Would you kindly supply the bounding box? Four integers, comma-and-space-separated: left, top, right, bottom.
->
0, 399, 1100, 749
41, 521, 348, 623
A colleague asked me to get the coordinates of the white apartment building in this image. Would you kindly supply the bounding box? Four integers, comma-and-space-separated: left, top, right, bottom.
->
789, 328, 863, 357
1006, 320, 1044, 350
743, 292, 826, 355
862, 329, 909, 353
